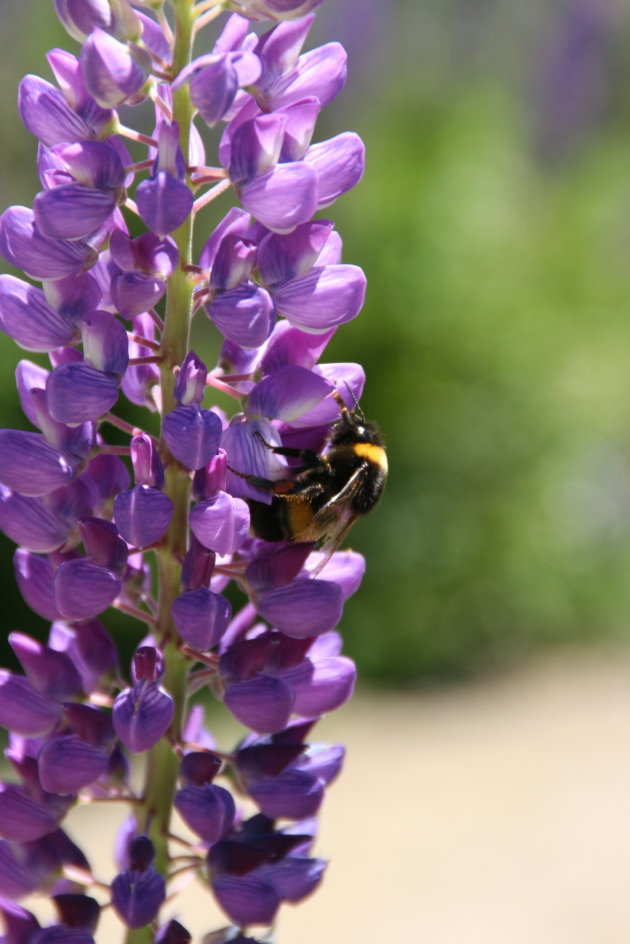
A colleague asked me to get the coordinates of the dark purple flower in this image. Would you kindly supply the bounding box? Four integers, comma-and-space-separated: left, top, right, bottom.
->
174, 351, 208, 406
0, 783, 62, 842
0, 840, 41, 898
208, 814, 325, 926
9, 631, 82, 700
52, 892, 100, 933
0, 489, 68, 552
14, 551, 63, 621
224, 674, 295, 734
154, 919, 191, 944
48, 618, 118, 693
111, 836, 166, 929
173, 18, 261, 127
38, 735, 109, 794
174, 783, 235, 842
113, 680, 174, 753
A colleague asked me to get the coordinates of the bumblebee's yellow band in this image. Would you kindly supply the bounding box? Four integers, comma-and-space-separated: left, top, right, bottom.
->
352, 443, 388, 471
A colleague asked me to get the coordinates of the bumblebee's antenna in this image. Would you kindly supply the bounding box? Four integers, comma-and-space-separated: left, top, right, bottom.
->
331, 385, 365, 425
340, 382, 365, 422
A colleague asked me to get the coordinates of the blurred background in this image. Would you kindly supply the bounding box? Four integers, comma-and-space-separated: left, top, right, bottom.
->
3, 1, 630, 941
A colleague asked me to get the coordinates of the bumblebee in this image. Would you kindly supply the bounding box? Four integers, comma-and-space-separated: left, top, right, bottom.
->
243, 391, 387, 552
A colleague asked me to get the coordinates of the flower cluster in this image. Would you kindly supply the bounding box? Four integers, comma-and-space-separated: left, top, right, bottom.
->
0, 1, 372, 941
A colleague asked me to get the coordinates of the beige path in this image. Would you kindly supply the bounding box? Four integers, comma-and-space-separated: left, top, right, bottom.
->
25, 647, 630, 942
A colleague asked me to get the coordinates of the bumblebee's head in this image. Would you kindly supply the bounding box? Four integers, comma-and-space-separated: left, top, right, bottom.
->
329, 387, 381, 443
331, 414, 382, 445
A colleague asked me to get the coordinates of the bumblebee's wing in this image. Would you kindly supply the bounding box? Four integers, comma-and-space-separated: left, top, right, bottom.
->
291, 463, 366, 551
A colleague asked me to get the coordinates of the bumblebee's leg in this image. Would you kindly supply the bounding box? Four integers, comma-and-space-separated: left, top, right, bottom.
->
227, 464, 295, 495
253, 431, 326, 473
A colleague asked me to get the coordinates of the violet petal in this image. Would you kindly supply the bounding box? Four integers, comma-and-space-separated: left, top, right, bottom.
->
31, 928, 95, 944
18, 74, 92, 146
80, 309, 129, 376
282, 655, 356, 716
248, 769, 323, 820
189, 493, 250, 556
224, 674, 294, 734
174, 784, 235, 843
0, 431, 75, 497
256, 579, 344, 637
0, 275, 77, 351
212, 874, 279, 927
239, 162, 318, 234
0, 489, 67, 553
111, 270, 166, 319
163, 405, 222, 471
9, 631, 82, 700
259, 853, 325, 901
305, 131, 365, 208
135, 172, 194, 237
0, 206, 96, 280
54, 559, 122, 620
47, 362, 119, 424
248, 365, 331, 421
272, 264, 366, 332
268, 42, 347, 110
80, 29, 150, 108
208, 284, 274, 348
0, 840, 40, 898
38, 735, 108, 794
0, 670, 60, 736
113, 485, 173, 548
111, 868, 166, 929
14, 550, 62, 621
34, 185, 117, 241
113, 682, 174, 753
172, 588, 231, 650
257, 220, 333, 284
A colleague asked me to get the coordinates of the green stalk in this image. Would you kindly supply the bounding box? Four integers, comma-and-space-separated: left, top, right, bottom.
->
125, 2, 198, 940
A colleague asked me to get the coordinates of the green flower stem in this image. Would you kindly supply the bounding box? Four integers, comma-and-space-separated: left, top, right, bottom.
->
125, 2, 198, 940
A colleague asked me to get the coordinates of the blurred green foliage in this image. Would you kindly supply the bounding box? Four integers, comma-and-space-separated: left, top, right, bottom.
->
2, 0, 630, 684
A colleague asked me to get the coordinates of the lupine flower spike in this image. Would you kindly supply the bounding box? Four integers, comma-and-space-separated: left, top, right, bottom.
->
0, 0, 386, 940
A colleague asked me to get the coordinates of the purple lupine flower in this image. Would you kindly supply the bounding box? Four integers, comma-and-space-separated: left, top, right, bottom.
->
0, 206, 97, 280
0, 1, 383, 938
18, 53, 114, 146
135, 118, 194, 237
113, 647, 174, 753
109, 229, 179, 319
34, 140, 127, 240
113, 441, 167, 549
111, 835, 166, 928
80, 29, 152, 108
